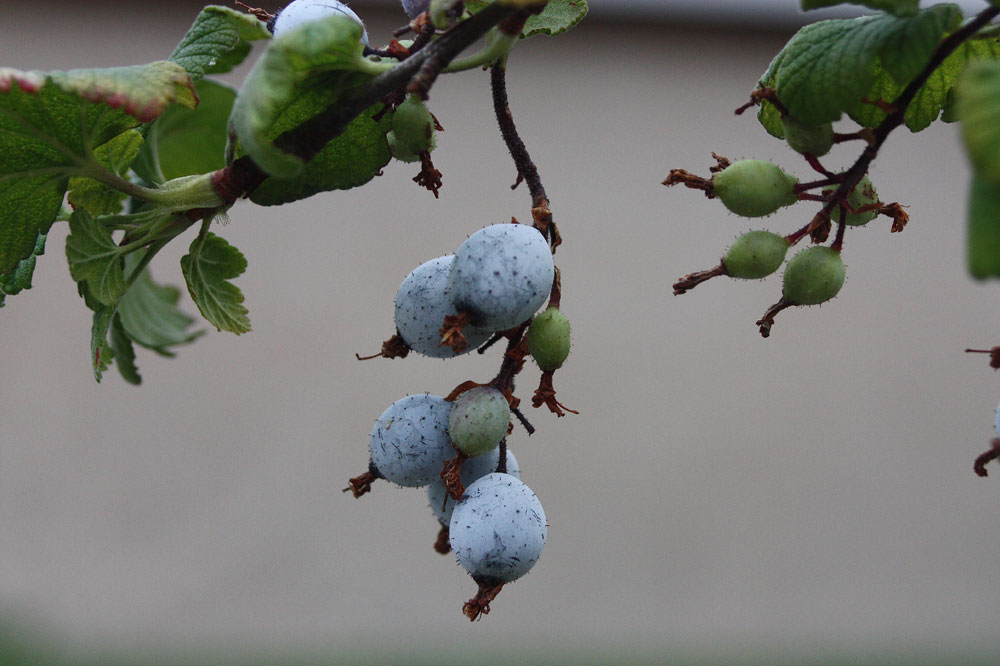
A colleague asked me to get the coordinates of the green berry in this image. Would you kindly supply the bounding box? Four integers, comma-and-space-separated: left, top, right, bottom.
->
527, 307, 571, 372
781, 116, 834, 157
782, 246, 846, 305
712, 160, 799, 218
448, 387, 510, 458
391, 95, 435, 155
826, 175, 878, 227
723, 230, 789, 279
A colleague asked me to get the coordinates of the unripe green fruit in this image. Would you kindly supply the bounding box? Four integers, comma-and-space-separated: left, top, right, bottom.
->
527, 306, 571, 371
826, 175, 878, 227
448, 387, 510, 458
782, 246, 846, 305
391, 95, 435, 156
781, 116, 834, 157
723, 230, 789, 279
387, 131, 436, 163
712, 160, 799, 218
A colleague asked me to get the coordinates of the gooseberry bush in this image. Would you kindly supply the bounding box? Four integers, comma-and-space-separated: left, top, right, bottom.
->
5, 0, 1000, 622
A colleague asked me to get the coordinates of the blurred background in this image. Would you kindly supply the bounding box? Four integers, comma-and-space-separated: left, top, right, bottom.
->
3, 1, 1000, 663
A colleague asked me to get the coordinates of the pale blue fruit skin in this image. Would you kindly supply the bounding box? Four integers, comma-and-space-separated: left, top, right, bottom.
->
449, 473, 546, 584
394, 256, 490, 357
448, 386, 510, 457
272, 0, 369, 45
427, 449, 520, 527
369, 394, 453, 487
401, 0, 429, 19
448, 224, 554, 331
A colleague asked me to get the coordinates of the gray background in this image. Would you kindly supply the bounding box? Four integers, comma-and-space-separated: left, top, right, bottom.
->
2, 0, 1000, 661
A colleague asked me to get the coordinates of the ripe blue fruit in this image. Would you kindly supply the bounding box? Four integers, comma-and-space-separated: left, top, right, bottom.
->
394, 255, 490, 357
448, 386, 510, 457
427, 449, 520, 527
448, 224, 554, 331
271, 0, 369, 45
723, 230, 789, 279
369, 394, 454, 487
782, 246, 846, 305
712, 159, 799, 218
449, 473, 546, 585
401, 0, 430, 19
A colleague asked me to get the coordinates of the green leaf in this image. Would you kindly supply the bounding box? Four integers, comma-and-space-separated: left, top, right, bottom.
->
800, 0, 919, 17
967, 175, 1000, 279
109, 313, 142, 385
180, 231, 251, 334
957, 60, 1000, 183
118, 265, 203, 356
0, 233, 45, 307
248, 101, 390, 206
523, 0, 588, 37
90, 305, 115, 382
169, 5, 272, 81
229, 15, 379, 178
769, 6, 960, 126
464, 0, 588, 37
65, 209, 127, 306
0, 63, 196, 274
133, 79, 236, 184
68, 130, 144, 216
849, 32, 1000, 131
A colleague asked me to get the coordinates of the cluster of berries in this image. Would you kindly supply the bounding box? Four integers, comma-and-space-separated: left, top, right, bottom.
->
348, 223, 571, 620
665, 110, 903, 337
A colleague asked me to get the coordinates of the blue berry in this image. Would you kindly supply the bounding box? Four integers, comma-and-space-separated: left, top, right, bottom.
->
448, 224, 554, 331
427, 449, 520, 527
369, 394, 454, 487
394, 256, 490, 357
449, 473, 546, 585
271, 0, 369, 45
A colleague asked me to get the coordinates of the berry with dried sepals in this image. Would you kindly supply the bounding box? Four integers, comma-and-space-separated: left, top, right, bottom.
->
826, 175, 879, 227
723, 230, 789, 279
781, 115, 834, 157
394, 255, 490, 357
448, 386, 511, 457
782, 246, 846, 305
712, 159, 799, 218
448, 223, 555, 331
450, 473, 546, 585
527, 307, 571, 372
369, 393, 454, 487
270, 0, 369, 45
392, 96, 435, 156
428, 449, 520, 527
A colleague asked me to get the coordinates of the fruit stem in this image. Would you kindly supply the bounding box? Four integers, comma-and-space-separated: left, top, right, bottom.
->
756, 297, 793, 338
673, 263, 727, 295
463, 579, 506, 621
974, 438, 1000, 477
434, 526, 451, 554
965, 347, 1000, 370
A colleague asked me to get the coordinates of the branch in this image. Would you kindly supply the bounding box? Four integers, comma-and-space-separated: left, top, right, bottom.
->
216, 1, 524, 203
786, 5, 1000, 246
